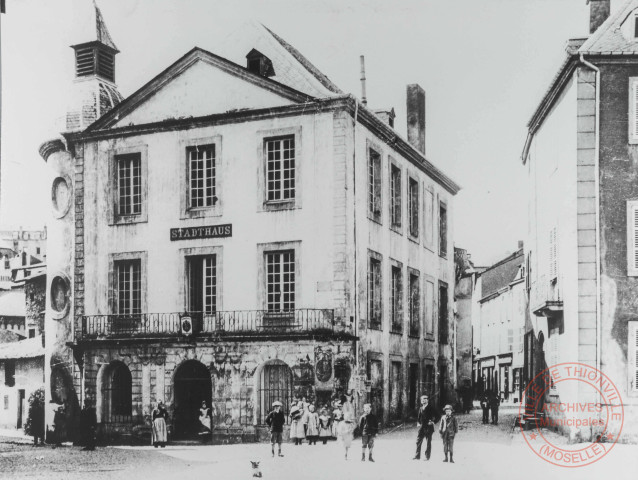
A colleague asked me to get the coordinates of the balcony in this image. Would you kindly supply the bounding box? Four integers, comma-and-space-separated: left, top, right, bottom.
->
531, 275, 563, 318
76, 309, 354, 342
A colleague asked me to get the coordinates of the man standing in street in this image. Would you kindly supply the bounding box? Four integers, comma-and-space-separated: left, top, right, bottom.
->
481, 392, 490, 424
359, 403, 378, 462
265, 401, 285, 458
413, 394, 439, 460
490, 392, 500, 425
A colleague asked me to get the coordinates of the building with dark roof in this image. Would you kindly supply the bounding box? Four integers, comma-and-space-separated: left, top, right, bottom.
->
473, 247, 525, 403
39, 3, 460, 443
522, 0, 638, 442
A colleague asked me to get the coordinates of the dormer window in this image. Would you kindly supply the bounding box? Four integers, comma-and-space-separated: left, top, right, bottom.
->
246, 49, 275, 77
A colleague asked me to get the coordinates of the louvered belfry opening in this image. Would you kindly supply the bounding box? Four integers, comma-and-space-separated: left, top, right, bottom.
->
74, 42, 116, 82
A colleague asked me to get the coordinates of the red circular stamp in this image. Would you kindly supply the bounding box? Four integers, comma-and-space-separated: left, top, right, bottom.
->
518, 362, 623, 467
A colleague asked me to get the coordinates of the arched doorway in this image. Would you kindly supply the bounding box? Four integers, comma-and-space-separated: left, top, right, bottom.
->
173, 360, 212, 439
101, 361, 133, 424
258, 360, 293, 424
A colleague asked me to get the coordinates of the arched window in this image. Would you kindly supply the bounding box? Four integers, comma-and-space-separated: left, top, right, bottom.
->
259, 361, 293, 424
103, 361, 132, 423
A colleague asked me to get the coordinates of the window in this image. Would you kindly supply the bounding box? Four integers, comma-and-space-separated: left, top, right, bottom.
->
408, 177, 419, 239
423, 363, 434, 397
4, 360, 15, 387
3, 395, 8, 410
28, 329, 36, 338
266, 251, 295, 311
409, 271, 420, 337
630, 78, 638, 144
549, 226, 558, 281
187, 255, 217, 314
390, 264, 403, 334
265, 136, 295, 203
115, 260, 141, 315
439, 201, 448, 257
188, 145, 216, 209
425, 280, 434, 336
390, 164, 401, 229
116, 153, 142, 217
627, 200, 638, 276
629, 322, 638, 393
103, 362, 132, 423
368, 147, 382, 222
439, 282, 449, 344
3, 256, 8, 270
368, 254, 382, 330
424, 189, 434, 248
389, 361, 403, 419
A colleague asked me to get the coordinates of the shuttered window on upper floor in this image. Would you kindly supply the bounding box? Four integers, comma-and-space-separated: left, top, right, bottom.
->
549, 226, 558, 281
629, 322, 638, 393
629, 78, 638, 144
627, 200, 638, 276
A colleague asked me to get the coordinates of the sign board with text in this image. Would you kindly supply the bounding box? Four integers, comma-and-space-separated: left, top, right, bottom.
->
170, 224, 232, 241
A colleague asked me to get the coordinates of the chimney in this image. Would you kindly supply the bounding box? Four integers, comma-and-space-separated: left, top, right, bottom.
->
406, 84, 426, 155
588, 0, 610, 34
374, 108, 395, 128
518, 240, 524, 250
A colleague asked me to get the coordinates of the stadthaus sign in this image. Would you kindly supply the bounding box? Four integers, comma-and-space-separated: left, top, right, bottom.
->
170, 224, 232, 241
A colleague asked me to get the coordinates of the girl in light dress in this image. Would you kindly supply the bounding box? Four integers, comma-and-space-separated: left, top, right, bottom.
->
305, 404, 320, 445
318, 407, 333, 444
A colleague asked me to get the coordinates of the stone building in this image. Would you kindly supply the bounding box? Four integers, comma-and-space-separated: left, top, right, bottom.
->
0, 336, 45, 430
522, 0, 638, 441
38, 5, 459, 443
473, 247, 525, 403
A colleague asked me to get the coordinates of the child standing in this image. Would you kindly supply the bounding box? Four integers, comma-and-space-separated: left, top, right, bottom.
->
265, 401, 285, 458
305, 404, 320, 445
439, 404, 458, 463
318, 408, 333, 444
358, 403, 378, 462
289, 401, 305, 445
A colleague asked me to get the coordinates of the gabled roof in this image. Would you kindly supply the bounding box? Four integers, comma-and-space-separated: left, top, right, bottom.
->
480, 249, 524, 300
579, 0, 638, 54
0, 336, 44, 360
86, 47, 314, 132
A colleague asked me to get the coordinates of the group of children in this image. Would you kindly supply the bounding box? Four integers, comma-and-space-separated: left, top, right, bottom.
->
265, 396, 380, 461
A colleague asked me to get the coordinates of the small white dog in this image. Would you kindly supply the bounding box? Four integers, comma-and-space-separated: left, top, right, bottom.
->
250, 461, 262, 478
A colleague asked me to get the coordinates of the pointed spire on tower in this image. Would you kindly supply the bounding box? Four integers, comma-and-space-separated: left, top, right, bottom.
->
66, 0, 123, 132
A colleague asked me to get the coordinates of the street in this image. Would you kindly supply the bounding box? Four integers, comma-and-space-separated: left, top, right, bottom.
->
1, 408, 637, 480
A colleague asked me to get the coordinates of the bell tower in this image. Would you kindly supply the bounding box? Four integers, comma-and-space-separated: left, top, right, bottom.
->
66, 1, 122, 131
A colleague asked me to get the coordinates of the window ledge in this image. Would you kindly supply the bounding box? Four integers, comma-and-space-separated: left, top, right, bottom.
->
368, 214, 383, 226
390, 224, 402, 235
261, 201, 298, 212
112, 214, 147, 226
408, 234, 420, 245
182, 206, 222, 220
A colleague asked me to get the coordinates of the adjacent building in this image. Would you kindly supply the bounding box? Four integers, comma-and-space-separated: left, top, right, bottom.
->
39, 5, 459, 443
522, 0, 638, 441
473, 246, 525, 403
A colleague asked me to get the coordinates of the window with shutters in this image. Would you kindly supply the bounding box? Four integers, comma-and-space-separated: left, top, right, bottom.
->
629, 322, 638, 394
408, 269, 420, 338
627, 200, 638, 276
439, 201, 448, 258
390, 163, 402, 230
408, 177, 419, 240
368, 147, 382, 223
424, 188, 434, 249
390, 263, 403, 334
630, 78, 638, 144
549, 226, 558, 281
438, 282, 449, 344
425, 279, 434, 337
368, 252, 383, 330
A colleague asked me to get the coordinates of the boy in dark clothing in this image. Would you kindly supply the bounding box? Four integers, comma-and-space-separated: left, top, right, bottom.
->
265, 401, 285, 458
490, 394, 500, 425
480, 393, 490, 424
413, 394, 439, 460
359, 403, 378, 462
439, 404, 458, 463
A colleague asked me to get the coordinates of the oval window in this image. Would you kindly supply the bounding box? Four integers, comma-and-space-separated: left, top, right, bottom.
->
50, 275, 70, 317
51, 176, 72, 218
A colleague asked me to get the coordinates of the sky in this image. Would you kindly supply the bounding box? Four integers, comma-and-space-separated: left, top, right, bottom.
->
0, 0, 611, 265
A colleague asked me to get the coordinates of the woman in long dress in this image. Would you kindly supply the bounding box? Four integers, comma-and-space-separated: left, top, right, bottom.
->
305, 404, 320, 445
289, 401, 306, 445
151, 401, 169, 448
198, 401, 212, 442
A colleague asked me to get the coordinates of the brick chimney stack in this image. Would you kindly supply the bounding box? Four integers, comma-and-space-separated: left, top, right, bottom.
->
406, 84, 426, 156
588, 0, 610, 34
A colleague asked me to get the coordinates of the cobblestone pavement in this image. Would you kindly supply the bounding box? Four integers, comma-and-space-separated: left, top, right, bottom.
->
1, 408, 636, 480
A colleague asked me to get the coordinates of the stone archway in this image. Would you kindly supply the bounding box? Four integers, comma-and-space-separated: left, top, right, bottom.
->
173, 360, 212, 439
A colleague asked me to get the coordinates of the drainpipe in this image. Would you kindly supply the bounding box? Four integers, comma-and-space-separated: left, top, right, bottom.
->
579, 53, 602, 403
352, 96, 359, 387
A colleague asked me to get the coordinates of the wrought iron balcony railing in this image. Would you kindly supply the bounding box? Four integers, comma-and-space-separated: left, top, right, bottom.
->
77, 309, 351, 341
